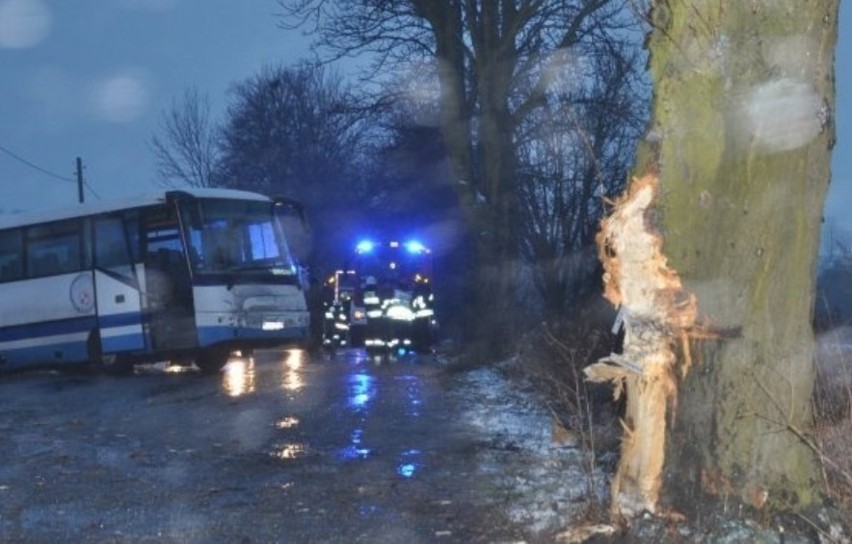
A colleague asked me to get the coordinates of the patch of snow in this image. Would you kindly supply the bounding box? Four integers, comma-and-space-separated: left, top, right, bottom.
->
451, 359, 610, 536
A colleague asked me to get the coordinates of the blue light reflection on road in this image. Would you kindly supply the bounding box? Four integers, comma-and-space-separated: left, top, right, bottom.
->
396, 449, 422, 478
337, 353, 428, 482
397, 463, 416, 478
338, 428, 372, 461
339, 369, 376, 461
348, 373, 375, 411
396, 375, 423, 417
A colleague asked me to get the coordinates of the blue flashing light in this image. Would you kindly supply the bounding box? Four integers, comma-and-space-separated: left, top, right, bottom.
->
404, 240, 427, 254
356, 240, 375, 253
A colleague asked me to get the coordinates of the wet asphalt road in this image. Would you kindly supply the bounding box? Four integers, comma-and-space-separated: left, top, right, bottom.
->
0, 349, 525, 543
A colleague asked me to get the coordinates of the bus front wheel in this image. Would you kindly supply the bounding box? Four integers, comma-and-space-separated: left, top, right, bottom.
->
195, 349, 229, 374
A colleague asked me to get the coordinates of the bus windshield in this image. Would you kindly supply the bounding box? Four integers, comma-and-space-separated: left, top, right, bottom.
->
182, 199, 297, 277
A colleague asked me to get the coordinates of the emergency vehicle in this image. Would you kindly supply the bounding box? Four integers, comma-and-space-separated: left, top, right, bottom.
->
322, 239, 436, 354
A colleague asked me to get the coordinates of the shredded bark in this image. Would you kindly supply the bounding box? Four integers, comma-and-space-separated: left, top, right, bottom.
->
585, 174, 698, 518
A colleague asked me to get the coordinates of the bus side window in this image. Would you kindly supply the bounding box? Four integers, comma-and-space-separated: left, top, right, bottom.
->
95, 217, 133, 278
0, 229, 23, 282
0, 230, 24, 281
0, 258, 22, 282
26, 220, 82, 277
34, 254, 62, 276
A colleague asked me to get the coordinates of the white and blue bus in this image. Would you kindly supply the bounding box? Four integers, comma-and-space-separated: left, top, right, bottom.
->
0, 188, 310, 374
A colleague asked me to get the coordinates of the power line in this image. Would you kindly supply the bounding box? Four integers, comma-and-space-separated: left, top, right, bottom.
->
1, 143, 109, 203
84, 181, 102, 200
1, 143, 103, 203
0, 142, 76, 183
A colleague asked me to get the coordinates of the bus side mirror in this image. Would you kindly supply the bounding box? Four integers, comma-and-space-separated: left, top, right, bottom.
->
273, 197, 308, 229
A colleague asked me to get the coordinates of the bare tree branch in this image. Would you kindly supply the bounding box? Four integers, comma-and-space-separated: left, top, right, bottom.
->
150, 87, 219, 188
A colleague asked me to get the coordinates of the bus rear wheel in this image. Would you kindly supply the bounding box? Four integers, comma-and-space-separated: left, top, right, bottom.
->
195, 349, 229, 374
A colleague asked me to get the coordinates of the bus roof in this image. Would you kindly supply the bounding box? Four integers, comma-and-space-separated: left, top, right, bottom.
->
0, 188, 273, 231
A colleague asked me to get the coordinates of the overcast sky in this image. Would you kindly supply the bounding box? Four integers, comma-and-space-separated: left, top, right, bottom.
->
1, 0, 850, 237
0, 0, 308, 207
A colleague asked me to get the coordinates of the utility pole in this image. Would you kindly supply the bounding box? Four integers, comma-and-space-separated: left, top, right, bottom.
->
76, 156, 84, 203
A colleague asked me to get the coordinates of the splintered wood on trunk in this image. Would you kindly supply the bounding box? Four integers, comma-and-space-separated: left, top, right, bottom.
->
585, 174, 698, 518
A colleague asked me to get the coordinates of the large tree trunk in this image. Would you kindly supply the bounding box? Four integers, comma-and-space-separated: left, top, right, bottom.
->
431, 0, 522, 360
471, 86, 520, 359
588, 0, 838, 518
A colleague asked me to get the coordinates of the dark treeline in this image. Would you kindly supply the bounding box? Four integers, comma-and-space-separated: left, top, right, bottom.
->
150, 1, 649, 357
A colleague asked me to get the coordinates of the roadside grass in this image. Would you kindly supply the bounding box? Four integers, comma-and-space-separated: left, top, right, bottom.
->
514, 299, 622, 524
813, 323, 852, 514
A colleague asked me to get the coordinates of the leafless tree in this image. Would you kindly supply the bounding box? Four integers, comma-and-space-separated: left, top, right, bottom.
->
215, 62, 373, 270
277, 0, 641, 358
150, 87, 219, 188
516, 37, 647, 316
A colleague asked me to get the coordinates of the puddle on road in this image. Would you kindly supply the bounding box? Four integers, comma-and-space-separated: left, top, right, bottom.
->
265, 350, 431, 484
275, 416, 300, 430
270, 442, 310, 460
219, 349, 307, 397
280, 349, 305, 392
222, 357, 256, 397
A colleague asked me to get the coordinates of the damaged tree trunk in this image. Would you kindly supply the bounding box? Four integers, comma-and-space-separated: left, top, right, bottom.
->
587, 174, 698, 516
586, 0, 839, 519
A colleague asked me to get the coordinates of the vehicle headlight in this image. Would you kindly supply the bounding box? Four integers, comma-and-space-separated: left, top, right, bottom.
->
386, 305, 415, 321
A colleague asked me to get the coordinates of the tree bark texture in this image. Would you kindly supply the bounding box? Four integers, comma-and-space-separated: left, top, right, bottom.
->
590, 0, 839, 518
429, 0, 524, 359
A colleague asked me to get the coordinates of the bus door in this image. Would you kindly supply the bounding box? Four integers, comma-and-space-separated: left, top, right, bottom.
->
93, 216, 146, 354
142, 211, 198, 351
